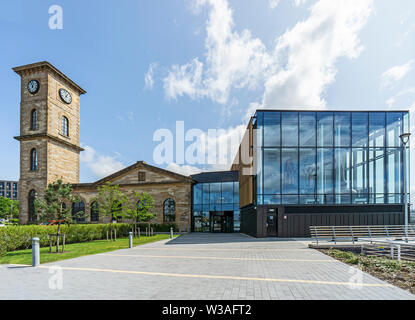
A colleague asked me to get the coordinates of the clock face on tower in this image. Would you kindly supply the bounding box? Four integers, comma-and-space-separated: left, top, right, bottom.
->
27, 80, 40, 94
59, 88, 72, 104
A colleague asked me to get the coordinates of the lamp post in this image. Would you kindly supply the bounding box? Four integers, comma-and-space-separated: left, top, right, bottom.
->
400, 133, 411, 227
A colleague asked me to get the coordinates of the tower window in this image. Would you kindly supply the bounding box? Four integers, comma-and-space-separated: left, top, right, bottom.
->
61, 116, 69, 136
30, 109, 37, 130
138, 171, 146, 182
28, 190, 37, 222
30, 148, 37, 171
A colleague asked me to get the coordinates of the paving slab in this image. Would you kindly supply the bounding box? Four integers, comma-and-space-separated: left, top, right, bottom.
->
0, 233, 413, 300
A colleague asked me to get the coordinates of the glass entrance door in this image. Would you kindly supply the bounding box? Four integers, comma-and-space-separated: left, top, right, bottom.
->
210, 212, 234, 233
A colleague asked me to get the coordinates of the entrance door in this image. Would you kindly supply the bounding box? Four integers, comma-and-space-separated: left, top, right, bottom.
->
210, 212, 234, 233
266, 209, 277, 237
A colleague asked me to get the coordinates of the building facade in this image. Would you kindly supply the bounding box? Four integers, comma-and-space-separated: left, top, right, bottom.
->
191, 171, 240, 233
233, 110, 411, 238
0, 181, 18, 200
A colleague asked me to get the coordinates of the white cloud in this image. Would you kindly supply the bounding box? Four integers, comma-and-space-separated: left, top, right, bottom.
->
263, 0, 373, 108
145, 63, 158, 90
163, 0, 372, 110
269, 0, 280, 9
81, 145, 125, 179
166, 163, 203, 176
381, 60, 414, 89
386, 87, 415, 107
163, 0, 272, 104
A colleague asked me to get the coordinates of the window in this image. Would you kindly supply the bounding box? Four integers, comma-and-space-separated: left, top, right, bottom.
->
138, 171, 146, 182
282, 148, 298, 195
30, 109, 37, 130
264, 149, 281, 195
334, 112, 351, 147
317, 113, 333, 147
281, 112, 298, 147
61, 116, 69, 136
72, 201, 85, 223
163, 198, 176, 223
300, 112, 316, 147
30, 148, 37, 171
28, 190, 37, 222
352, 112, 369, 147
90, 202, 99, 222
264, 112, 281, 147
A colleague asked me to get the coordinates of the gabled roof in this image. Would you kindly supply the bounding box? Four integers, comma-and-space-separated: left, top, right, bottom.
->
89, 161, 194, 187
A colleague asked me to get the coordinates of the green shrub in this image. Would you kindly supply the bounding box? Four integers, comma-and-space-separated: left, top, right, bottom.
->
0, 223, 179, 256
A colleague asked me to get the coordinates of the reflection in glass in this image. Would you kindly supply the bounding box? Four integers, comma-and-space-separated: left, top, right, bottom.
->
387, 113, 403, 147
317, 148, 333, 195
387, 148, 402, 195
264, 112, 280, 147
352, 148, 368, 204
234, 182, 239, 206
334, 112, 351, 147
282, 112, 298, 147
264, 149, 281, 194
317, 113, 333, 147
209, 183, 221, 205
352, 112, 368, 147
299, 148, 316, 194
335, 148, 351, 194
369, 148, 385, 195
193, 184, 203, 204
264, 195, 281, 205
222, 182, 233, 203
282, 148, 298, 194
203, 184, 209, 204
369, 113, 385, 147
300, 112, 316, 146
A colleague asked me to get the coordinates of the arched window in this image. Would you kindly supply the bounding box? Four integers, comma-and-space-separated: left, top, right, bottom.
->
61, 202, 67, 210
111, 201, 122, 223
163, 198, 176, 223
90, 202, 99, 222
61, 116, 69, 136
30, 148, 37, 171
28, 190, 37, 222
72, 201, 85, 223
30, 109, 37, 130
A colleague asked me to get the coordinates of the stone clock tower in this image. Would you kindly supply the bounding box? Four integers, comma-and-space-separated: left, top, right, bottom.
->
13, 62, 86, 223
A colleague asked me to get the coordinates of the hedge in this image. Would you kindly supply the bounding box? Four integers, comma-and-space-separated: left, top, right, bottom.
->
0, 223, 178, 256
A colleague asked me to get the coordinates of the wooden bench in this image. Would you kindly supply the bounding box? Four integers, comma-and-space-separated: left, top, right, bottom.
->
309, 225, 415, 244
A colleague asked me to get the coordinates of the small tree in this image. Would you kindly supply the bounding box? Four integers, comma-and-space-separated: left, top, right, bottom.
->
126, 192, 155, 236
0, 197, 19, 220
94, 183, 129, 240
35, 180, 83, 252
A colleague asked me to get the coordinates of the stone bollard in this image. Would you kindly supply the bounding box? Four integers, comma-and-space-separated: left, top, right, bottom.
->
170, 227, 174, 239
32, 238, 40, 267
129, 232, 133, 249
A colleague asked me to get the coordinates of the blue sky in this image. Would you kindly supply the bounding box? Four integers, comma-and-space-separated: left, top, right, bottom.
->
0, 0, 415, 187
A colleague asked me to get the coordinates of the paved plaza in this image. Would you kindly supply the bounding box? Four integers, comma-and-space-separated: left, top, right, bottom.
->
1, 233, 414, 300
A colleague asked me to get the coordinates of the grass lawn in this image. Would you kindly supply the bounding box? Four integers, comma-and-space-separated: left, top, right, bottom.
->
0, 234, 177, 266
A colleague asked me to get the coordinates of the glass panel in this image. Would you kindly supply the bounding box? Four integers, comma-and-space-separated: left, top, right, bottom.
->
387, 113, 403, 147
202, 184, 209, 204
264, 149, 281, 195
233, 181, 239, 205
352, 112, 368, 147
317, 113, 333, 147
222, 182, 233, 203
299, 148, 316, 194
209, 183, 221, 205
257, 145, 263, 197
193, 184, 203, 204
334, 112, 351, 147
282, 148, 298, 194
234, 210, 240, 232
369, 113, 385, 147
316, 194, 334, 205
369, 148, 385, 195
264, 112, 280, 147
282, 195, 299, 204
299, 112, 316, 147
317, 148, 334, 195
352, 149, 368, 204
300, 195, 317, 204
335, 194, 351, 204
387, 148, 402, 195
281, 112, 298, 147
335, 148, 351, 194
263, 195, 281, 205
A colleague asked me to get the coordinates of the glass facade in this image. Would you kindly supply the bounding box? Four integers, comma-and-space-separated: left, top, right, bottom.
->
255, 111, 410, 205
192, 181, 240, 232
